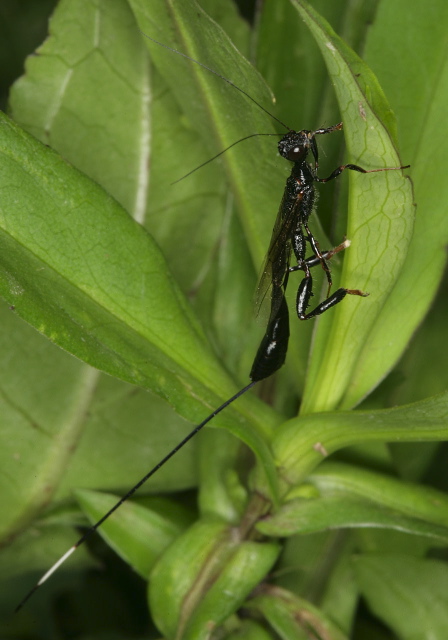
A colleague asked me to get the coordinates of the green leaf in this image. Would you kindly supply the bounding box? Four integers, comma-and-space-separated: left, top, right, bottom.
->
309, 463, 448, 529
258, 462, 448, 541
2, 91, 280, 505
1, 0, 198, 555
272, 391, 448, 488
224, 619, 275, 640
197, 428, 249, 522
2, 1, 443, 638
57, 377, 199, 498
0, 523, 93, 636
319, 548, 359, 636
128, 0, 283, 267
247, 584, 348, 640
76, 490, 192, 578
0, 112, 217, 396
354, 555, 448, 640
290, 0, 414, 413
9, 0, 151, 218
149, 516, 280, 639
0, 111, 281, 471
259, 496, 448, 543
1, 7, 285, 626
272, 530, 351, 603
182, 541, 280, 640
351, 0, 448, 407
2, 0, 280, 496
0, 297, 97, 544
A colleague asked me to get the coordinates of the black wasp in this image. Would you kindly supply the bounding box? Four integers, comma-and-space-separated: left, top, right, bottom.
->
134, 34, 409, 383
250, 121, 392, 382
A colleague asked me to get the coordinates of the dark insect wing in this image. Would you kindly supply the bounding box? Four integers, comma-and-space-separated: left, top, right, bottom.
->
254, 188, 298, 320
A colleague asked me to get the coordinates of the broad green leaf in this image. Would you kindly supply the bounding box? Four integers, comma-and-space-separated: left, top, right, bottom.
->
354, 555, 448, 640
346, 0, 448, 408
0, 106, 280, 494
0, 298, 98, 543
9, 0, 150, 219
57, 377, 199, 497
0, 293, 203, 567
2, 1, 446, 638
354, 527, 436, 561
6, 0, 277, 426
0, 112, 228, 412
257, 0, 379, 131
1, 0, 196, 558
258, 461, 448, 540
309, 463, 448, 528
76, 490, 192, 578
4, 0, 280, 492
258, 496, 448, 543
127, 0, 283, 266
290, 0, 414, 413
9, 0, 234, 340
271, 391, 448, 488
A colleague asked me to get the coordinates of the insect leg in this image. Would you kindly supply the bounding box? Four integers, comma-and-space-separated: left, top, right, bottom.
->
309, 123, 343, 171
289, 239, 350, 271
296, 275, 368, 320
249, 238, 355, 378
289, 237, 367, 320
315, 163, 409, 183
303, 222, 333, 295
313, 123, 344, 136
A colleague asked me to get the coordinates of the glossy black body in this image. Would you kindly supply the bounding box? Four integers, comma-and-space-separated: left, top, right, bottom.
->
250, 124, 369, 382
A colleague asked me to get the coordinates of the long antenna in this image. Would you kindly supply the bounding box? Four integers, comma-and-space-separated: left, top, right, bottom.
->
139, 32, 290, 132
15, 380, 257, 612
171, 132, 283, 184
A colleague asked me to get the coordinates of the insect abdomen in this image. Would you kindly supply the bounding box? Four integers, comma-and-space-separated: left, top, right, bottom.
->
250, 294, 290, 382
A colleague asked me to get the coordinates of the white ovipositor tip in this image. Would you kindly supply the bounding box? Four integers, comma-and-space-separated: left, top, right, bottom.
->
38, 547, 76, 585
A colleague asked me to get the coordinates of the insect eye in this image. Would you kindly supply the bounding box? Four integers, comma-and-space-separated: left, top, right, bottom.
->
287, 146, 306, 162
